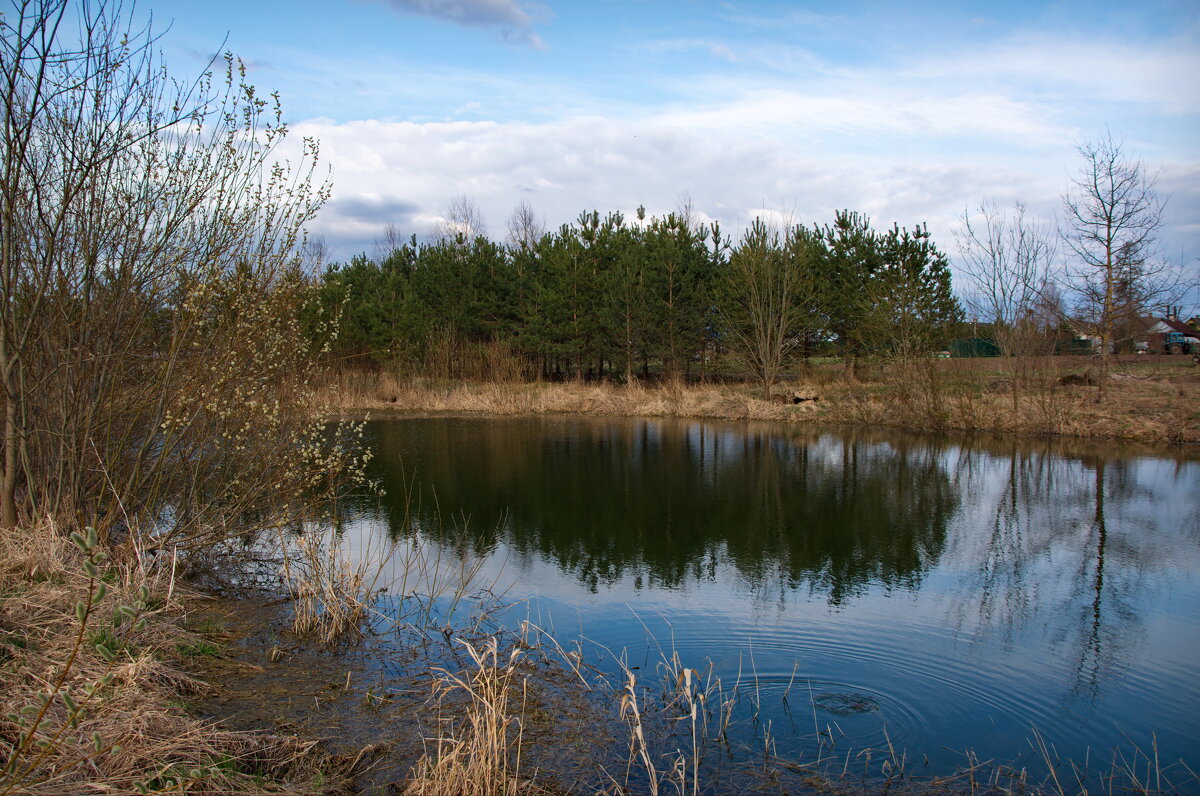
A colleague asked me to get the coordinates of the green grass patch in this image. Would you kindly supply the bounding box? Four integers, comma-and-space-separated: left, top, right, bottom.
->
0, 629, 28, 664
165, 696, 194, 713
87, 625, 134, 658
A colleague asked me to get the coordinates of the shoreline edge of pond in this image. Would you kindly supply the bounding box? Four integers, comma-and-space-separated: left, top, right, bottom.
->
316, 370, 1200, 446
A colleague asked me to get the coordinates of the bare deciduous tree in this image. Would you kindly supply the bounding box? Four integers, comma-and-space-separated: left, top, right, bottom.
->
675, 193, 700, 234
506, 199, 544, 250
718, 219, 822, 399
375, 222, 405, 261
956, 200, 1058, 409
305, 234, 330, 272
1061, 134, 1174, 400
436, 194, 488, 243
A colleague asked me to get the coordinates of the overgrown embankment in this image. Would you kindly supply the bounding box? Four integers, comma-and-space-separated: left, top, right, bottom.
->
318, 356, 1200, 445
0, 522, 355, 795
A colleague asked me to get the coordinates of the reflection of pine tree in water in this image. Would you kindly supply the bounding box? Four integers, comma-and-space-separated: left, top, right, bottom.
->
359, 418, 956, 605
721, 431, 958, 605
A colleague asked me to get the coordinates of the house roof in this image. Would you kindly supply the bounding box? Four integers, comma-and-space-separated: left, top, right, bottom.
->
1145, 317, 1197, 335
1160, 317, 1198, 336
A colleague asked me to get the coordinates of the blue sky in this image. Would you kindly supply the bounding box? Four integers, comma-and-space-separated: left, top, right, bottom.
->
148, 0, 1197, 296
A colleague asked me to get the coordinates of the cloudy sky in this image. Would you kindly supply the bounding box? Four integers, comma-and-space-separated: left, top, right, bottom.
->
152, 0, 1197, 291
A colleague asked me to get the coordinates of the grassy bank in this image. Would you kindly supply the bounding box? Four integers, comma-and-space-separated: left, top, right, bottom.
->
318, 355, 1200, 445
0, 522, 357, 795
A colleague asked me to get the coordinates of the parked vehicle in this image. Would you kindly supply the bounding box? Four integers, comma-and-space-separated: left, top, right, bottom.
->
1163, 331, 1197, 355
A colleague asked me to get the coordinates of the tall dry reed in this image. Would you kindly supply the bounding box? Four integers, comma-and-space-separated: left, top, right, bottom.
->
403, 637, 547, 796
278, 524, 396, 646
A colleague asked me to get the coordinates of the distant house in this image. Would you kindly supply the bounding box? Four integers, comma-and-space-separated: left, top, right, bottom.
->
1057, 319, 1105, 353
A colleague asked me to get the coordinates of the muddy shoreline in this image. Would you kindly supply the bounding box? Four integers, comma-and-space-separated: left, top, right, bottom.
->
190, 594, 617, 795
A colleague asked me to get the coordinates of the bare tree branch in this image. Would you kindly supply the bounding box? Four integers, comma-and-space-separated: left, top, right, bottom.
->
1061, 133, 1179, 401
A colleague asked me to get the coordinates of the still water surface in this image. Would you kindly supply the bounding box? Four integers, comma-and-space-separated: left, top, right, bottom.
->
342, 416, 1200, 782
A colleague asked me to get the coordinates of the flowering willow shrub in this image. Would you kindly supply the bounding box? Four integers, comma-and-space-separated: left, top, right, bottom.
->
0, 1, 365, 549
135, 269, 371, 552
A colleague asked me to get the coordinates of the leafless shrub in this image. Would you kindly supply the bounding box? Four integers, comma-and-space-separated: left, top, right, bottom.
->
0, 0, 366, 553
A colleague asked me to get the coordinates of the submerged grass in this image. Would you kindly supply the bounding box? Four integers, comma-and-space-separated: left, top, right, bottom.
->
384, 617, 1200, 795
183, 523, 1200, 796
606, 639, 1200, 796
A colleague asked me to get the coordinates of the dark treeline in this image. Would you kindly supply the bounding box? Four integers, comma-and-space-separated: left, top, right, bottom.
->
307, 206, 961, 394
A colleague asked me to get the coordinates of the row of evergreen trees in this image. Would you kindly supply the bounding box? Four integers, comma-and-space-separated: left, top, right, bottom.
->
306, 206, 961, 388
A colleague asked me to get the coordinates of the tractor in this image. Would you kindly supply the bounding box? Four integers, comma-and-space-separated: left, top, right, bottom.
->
1162, 331, 1197, 355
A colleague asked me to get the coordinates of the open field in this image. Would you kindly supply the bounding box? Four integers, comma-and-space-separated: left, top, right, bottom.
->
317, 355, 1200, 445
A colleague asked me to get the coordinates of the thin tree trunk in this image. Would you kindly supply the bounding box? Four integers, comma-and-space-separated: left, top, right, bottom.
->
0, 324, 18, 527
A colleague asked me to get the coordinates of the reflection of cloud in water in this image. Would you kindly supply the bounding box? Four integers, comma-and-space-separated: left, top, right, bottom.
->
322, 417, 1200, 781
942, 443, 1200, 700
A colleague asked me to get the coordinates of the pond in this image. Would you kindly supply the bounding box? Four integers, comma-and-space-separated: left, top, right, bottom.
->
333, 416, 1200, 790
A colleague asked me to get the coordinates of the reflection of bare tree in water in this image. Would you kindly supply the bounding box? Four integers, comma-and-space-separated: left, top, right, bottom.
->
973, 449, 1033, 638
952, 443, 1161, 700
1068, 457, 1137, 700
951, 444, 1064, 644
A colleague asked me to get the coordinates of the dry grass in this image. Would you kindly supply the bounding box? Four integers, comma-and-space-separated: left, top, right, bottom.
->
0, 521, 348, 795
402, 637, 551, 796
278, 525, 395, 647
838, 356, 1200, 444
315, 357, 1200, 445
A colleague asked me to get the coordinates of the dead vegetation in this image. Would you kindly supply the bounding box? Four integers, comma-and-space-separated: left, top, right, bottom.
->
387, 621, 1200, 796
402, 638, 549, 796
316, 355, 1200, 445
163, 515, 1200, 796
278, 525, 394, 648
0, 521, 353, 795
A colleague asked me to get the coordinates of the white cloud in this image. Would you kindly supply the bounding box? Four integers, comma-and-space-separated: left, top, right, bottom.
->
640, 38, 740, 63
650, 87, 1071, 148
901, 33, 1200, 116
282, 27, 1198, 268
291, 113, 1072, 257
721, 9, 850, 32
